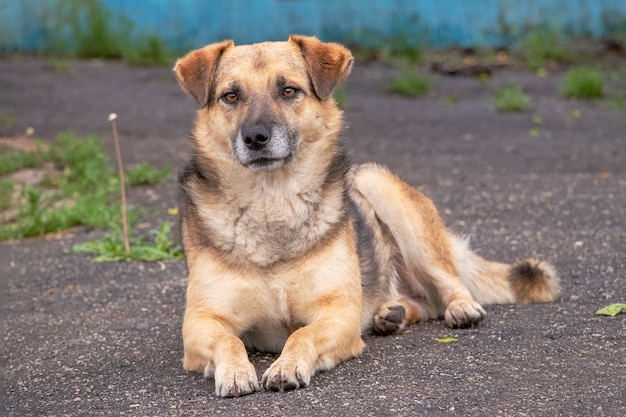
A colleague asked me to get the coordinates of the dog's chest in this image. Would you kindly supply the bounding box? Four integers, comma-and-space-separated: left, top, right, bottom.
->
239, 282, 296, 353
201, 186, 339, 267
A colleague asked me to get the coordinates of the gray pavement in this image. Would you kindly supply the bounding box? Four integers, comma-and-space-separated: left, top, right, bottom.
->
2, 57, 625, 416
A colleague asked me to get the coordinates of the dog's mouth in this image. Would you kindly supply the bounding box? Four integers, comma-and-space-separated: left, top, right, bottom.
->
234, 125, 296, 172
246, 157, 289, 171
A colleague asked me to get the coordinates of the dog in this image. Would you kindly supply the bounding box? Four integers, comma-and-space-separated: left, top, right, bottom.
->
173, 35, 560, 397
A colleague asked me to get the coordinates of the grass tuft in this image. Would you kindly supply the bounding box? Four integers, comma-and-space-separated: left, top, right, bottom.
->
0, 179, 14, 211
70, 222, 183, 262
561, 67, 605, 99
519, 28, 574, 70
126, 162, 172, 186
42, 0, 174, 66
123, 35, 173, 67
389, 68, 433, 98
492, 85, 531, 113
0, 148, 42, 175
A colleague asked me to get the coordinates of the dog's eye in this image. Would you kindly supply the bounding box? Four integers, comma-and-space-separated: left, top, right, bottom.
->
222, 93, 238, 104
282, 87, 297, 98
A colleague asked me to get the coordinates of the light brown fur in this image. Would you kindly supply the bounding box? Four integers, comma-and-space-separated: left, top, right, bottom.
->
173, 35, 561, 397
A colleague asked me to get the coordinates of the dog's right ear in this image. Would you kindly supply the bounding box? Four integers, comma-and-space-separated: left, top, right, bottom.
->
173, 40, 234, 107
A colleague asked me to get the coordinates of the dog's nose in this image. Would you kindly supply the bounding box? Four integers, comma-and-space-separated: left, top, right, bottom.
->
242, 125, 270, 151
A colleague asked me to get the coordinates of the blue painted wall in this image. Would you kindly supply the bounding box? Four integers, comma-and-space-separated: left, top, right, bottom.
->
1, 0, 626, 53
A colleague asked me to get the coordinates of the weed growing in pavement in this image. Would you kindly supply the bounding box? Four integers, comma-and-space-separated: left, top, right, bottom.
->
43, 0, 174, 66
561, 67, 605, 99
70, 222, 183, 262
349, 21, 424, 65
389, 67, 433, 98
492, 85, 531, 113
380, 33, 423, 64
0, 179, 14, 211
519, 28, 575, 70
47, 57, 74, 73
122, 35, 172, 67
0, 132, 178, 262
1, 132, 119, 239
64, 0, 129, 59
0, 147, 43, 175
126, 162, 172, 186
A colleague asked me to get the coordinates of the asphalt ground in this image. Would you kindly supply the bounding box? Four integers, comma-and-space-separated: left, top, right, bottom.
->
1, 56, 625, 416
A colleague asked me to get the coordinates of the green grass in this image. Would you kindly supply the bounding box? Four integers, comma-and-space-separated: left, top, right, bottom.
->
122, 35, 173, 67
126, 162, 172, 186
0, 148, 43, 175
379, 37, 423, 64
70, 222, 183, 262
389, 68, 433, 98
349, 22, 424, 65
492, 85, 531, 113
0, 132, 120, 239
42, 0, 174, 66
0, 132, 176, 260
561, 67, 605, 99
0, 179, 14, 211
48, 57, 74, 73
519, 28, 575, 70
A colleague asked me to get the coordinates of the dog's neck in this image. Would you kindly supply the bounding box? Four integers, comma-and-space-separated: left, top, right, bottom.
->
185, 141, 350, 269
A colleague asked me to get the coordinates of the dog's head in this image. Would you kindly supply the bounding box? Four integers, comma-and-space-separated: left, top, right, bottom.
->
174, 35, 353, 172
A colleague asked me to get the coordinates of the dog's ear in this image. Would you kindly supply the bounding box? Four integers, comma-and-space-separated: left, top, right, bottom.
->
289, 35, 353, 100
173, 40, 234, 107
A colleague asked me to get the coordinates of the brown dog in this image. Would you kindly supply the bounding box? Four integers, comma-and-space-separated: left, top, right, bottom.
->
173, 35, 560, 397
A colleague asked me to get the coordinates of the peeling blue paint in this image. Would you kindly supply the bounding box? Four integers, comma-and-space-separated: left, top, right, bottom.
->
1, 0, 625, 53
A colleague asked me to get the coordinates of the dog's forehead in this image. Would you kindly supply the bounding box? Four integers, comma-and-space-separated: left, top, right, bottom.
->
216, 41, 308, 82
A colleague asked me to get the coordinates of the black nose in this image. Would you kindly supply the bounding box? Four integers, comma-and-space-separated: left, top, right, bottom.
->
242, 125, 270, 151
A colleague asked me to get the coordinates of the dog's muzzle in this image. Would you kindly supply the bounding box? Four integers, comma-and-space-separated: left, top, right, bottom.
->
234, 124, 294, 171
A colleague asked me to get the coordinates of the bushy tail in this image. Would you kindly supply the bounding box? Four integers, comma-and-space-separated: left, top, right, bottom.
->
507, 258, 561, 304
455, 240, 561, 306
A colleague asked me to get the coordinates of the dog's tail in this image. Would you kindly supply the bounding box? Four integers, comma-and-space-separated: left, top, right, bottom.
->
350, 163, 560, 307
455, 241, 561, 305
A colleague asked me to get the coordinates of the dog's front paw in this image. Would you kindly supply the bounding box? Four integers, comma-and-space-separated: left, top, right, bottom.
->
261, 358, 311, 392
444, 299, 486, 329
214, 362, 259, 397
374, 303, 407, 334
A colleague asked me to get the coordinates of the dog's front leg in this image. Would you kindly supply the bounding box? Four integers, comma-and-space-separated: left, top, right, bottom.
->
261, 311, 364, 391
183, 313, 259, 397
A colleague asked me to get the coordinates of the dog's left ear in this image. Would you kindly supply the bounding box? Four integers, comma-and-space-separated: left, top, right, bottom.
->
289, 35, 353, 100
173, 40, 234, 107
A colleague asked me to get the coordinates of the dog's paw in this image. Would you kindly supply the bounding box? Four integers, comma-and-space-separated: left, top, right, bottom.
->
373, 303, 407, 334
444, 299, 486, 329
261, 358, 311, 392
214, 362, 259, 397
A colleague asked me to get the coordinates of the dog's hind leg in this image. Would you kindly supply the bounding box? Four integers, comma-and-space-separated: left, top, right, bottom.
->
350, 163, 488, 329
350, 163, 560, 330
